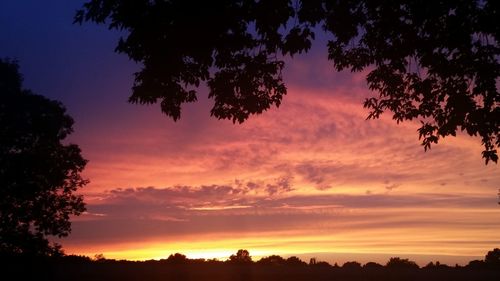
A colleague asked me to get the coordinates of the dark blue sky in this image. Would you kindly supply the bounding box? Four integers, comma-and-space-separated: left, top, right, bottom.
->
1, 0, 140, 133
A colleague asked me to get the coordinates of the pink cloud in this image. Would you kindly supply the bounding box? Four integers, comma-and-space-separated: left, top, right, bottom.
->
59, 40, 500, 261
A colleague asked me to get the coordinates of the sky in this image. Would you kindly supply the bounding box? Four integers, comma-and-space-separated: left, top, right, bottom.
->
1, 0, 500, 266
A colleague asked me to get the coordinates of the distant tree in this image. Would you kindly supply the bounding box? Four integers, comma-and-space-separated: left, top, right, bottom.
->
424, 261, 451, 270
485, 248, 500, 268
308, 257, 332, 267
62, 254, 92, 263
285, 256, 307, 267
229, 249, 252, 264
257, 255, 286, 266
424, 261, 436, 269
167, 253, 188, 264
386, 257, 419, 269
363, 261, 384, 269
342, 261, 362, 270
76, 0, 500, 163
205, 258, 222, 265
0, 59, 87, 256
93, 253, 106, 261
466, 259, 486, 270
314, 261, 332, 268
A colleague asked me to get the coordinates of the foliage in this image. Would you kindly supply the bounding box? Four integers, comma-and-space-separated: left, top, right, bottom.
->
485, 248, 500, 267
257, 254, 286, 266
363, 261, 384, 269
228, 249, 252, 263
386, 257, 419, 269
75, 0, 500, 163
167, 253, 188, 264
467, 259, 486, 269
93, 253, 106, 261
0, 59, 87, 256
330, 0, 500, 164
423, 261, 450, 269
4, 248, 500, 280
342, 261, 362, 269
286, 256, 307, 266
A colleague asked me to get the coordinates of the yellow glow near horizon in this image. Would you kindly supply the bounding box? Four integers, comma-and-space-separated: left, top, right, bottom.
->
61, 86, 500, 267
63, 222, 498, 265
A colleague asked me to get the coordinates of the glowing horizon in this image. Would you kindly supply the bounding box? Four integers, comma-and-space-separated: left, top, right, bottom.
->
59, 83, 500, 265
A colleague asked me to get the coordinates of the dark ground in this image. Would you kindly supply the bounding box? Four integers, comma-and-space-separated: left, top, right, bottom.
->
2, 255, 500, 281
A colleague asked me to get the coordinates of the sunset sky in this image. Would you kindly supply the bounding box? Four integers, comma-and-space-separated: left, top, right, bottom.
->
1, 0, 499, 265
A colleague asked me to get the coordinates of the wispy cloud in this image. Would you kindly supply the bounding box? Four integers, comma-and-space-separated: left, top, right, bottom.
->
63, 41, 500, 261
66, 184, 500, 261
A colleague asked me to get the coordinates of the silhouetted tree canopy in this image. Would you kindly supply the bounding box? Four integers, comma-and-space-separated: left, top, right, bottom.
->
386, 257, 419, 269
485, 248, 500, 267
0, 59, 87, 256
284, 256, 307, 267
257, 254, 286, 266
229, 249, 252, 263
167, 253, 188, 264
466, 259, 487, 269
75, 0, 499, 163
363, 261, 384, 269
4, 248, 500, 280
342, 261, 362, 269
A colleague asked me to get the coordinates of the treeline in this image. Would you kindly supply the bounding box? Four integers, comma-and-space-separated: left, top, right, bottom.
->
2, 248, 500, 281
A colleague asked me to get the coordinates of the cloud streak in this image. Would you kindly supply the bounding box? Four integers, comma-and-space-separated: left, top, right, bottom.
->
65, 64, 500, 262
63, 183, 500, 264
66, 184, 500, 246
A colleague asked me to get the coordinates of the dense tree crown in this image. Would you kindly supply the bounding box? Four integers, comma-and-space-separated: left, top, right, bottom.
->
0, 59, 87, 256
76, 0, 499, 163
229, 249, 252, 263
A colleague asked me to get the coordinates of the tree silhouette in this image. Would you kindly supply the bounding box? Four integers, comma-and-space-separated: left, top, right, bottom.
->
342, 261, 362, 270
229, 249, 252, 264
0, 59, 87, 256
257, 255, 286, 266
386, 257, 419, 269
363, 261, 384, 269
75, 0, 499, 163
285, 256, 307, 267
485, 248, 500, 268
4, 248, 500, 280
167, 253, 188, 264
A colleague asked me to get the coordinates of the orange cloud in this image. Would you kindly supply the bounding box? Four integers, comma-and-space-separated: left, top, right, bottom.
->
61, 45, 500, 264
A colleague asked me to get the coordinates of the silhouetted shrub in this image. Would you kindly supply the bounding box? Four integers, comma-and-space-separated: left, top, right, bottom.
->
466, 259, 487, 270
167, 253, 188, 264
485, 248, 500, 268
342, 261, 362, 270
257, 255, 286, 266
228, 249, 252, 264
364, 261, 384, 269
386, 257, 419, 269
285, 256, 307, 267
